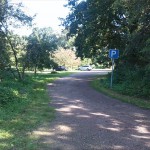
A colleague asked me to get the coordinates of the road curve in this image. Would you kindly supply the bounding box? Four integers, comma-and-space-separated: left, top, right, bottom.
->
41, 71, 150, 150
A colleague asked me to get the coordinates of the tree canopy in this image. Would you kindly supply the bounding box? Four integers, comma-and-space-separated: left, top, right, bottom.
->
0, 0, 33, 80
63, 0, 150, 67
63, 0, 150, 98
27, 27, 58, 74
52, 48, 81, 69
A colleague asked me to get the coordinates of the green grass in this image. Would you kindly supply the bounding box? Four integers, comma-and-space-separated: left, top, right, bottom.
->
0, 71, 72, 150
91, 75, 150, 109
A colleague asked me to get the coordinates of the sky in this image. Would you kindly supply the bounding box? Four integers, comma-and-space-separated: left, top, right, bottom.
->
11, 0, 70, 35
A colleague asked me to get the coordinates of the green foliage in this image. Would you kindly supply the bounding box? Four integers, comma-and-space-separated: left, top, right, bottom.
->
51, 70, 58, 74
63, 0, 128, 65
0, 0, 33, 80
63, 0, 150, 97
64, 0, 150, 66
26, 27, 58, 73
0, 72, 71, 150
0, 87, 16, 105
57, 30, 75, 49
81, 58, 92, 65
52, 48, 81, 69
98, 69, 150, 99
0, 0, 10, 71
91, 75, 150, 109
0, 76, 27, 106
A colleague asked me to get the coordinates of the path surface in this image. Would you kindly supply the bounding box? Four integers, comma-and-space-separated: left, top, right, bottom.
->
37, 71, 150, 150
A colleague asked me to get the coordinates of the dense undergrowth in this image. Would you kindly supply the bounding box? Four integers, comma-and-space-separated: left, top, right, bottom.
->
0, 72, 71, 150
111, 67, 150, 99
91, 69, 150, 109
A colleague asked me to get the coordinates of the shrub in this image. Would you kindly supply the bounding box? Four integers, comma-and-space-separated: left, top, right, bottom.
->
0, 87, 17, 105
51, 71, 58, 74
103, 66, 150, 99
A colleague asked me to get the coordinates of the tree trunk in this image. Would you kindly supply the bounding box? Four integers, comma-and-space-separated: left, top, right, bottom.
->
7, 36, 22, 81
22, 64, 26, 79
2, 23, 22, 81
34, 65, 37, 76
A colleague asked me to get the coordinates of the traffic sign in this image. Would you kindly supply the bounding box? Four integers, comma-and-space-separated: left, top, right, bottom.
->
109, 49, 119, 59
109, 49, 119, 88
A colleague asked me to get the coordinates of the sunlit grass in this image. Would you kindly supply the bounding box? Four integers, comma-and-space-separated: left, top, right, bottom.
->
91, 75, 150, 109
0, 71, 72, 150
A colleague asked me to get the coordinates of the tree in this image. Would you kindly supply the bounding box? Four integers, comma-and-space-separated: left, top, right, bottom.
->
63, 0, 150, 98
56, 30, 75, 49
63, 0, 150, 68
123, 0, 150, 67
27, 27, 58, 74
0, 0, 10, 75
5, 33, 28, 80
52, 48, 81, 70
63, 0, 129, 67
0, 0, 33, 80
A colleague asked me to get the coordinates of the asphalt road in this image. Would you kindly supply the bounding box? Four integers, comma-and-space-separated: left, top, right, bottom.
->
36, 71, 150, 150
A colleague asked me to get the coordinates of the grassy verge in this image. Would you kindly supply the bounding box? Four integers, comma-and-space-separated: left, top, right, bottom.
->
91, 75, 150, 109
0, 72, 72, 150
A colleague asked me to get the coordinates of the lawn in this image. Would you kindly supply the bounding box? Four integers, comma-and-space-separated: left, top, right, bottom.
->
0, 72, 71, 150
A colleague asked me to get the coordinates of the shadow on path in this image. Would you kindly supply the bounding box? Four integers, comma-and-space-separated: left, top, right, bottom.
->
34, 72, 150, 150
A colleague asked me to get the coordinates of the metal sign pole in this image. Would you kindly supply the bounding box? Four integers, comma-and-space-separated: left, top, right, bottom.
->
110, 58, 114, 88
109, 49, 119, 88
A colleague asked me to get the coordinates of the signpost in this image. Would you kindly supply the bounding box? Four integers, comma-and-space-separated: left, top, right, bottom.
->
109, 49, 119, 59
109, 49, 119, 88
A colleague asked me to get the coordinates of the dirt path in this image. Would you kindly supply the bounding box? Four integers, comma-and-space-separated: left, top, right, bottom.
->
39, 72, 150, 150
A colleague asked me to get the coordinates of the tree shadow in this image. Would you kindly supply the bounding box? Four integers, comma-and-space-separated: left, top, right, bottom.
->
35, 72, 150, 150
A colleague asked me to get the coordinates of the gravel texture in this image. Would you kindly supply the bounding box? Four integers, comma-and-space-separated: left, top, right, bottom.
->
37, 71, 150, 150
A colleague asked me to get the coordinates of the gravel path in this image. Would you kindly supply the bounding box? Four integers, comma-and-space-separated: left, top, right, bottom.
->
37, 71, 150, 150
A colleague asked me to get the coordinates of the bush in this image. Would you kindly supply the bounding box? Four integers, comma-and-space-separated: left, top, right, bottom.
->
0, 87, 17, 105
102, 66, 150, 99
51, 71, 58, 74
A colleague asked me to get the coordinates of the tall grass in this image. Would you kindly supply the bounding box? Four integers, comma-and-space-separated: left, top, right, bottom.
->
0, 72, 71, 150
91, 75, 150, 109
